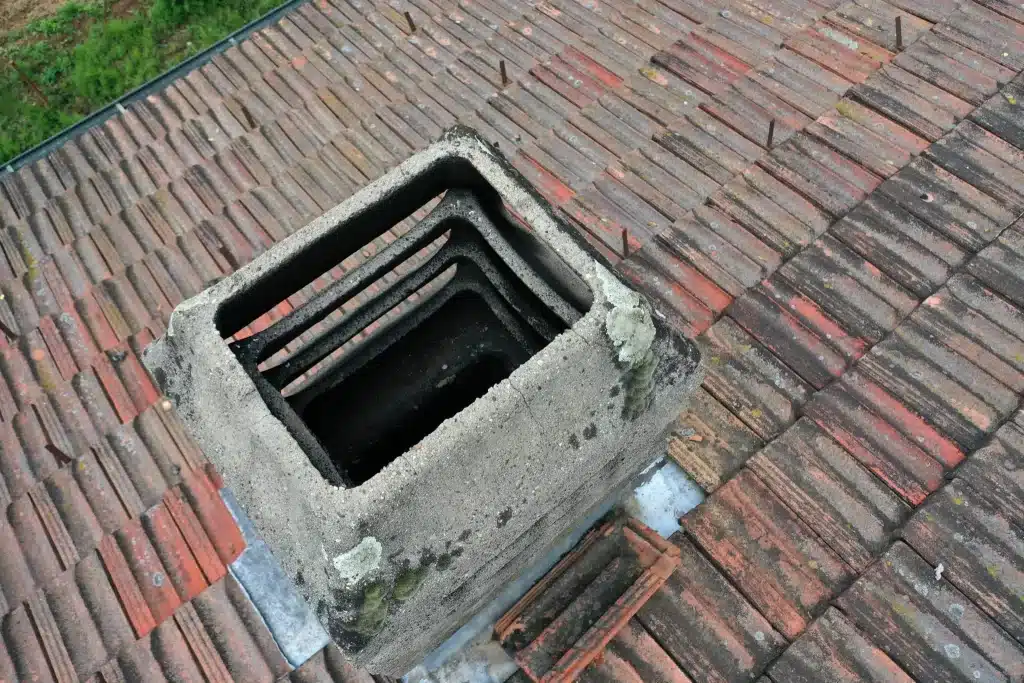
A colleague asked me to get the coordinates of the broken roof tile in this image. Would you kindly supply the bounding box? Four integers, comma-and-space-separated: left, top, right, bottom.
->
668, 387, 765, 492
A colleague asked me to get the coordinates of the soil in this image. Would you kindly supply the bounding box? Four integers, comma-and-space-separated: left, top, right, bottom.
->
1, 0, 144, 35
0, 0, 68, 34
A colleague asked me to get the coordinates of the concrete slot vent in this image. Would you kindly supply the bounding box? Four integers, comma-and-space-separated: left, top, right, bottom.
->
144, 127, 702, 676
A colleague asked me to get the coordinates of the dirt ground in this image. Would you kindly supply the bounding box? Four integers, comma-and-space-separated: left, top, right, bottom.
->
1, 0, 67, 32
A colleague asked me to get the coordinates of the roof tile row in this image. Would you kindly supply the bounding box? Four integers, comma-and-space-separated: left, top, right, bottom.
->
1, 0, 1022, 679
0, 465, 247, 682
612, 3, 1024, 680
661, 72, 1023, 485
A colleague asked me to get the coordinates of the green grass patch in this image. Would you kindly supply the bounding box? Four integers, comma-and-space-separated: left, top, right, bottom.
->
1, 0, 282, 165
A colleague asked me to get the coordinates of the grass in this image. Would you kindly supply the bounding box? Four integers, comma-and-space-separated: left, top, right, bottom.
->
0, 0, 282, 165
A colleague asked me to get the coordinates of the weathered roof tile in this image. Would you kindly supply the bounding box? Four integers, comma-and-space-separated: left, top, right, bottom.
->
636, 534, 786, 682
904, 479, 1024, 643
683, 468, 854, 639
749, 418, 908, 571
837, 541, 1024, 682
769, 607, 914, 682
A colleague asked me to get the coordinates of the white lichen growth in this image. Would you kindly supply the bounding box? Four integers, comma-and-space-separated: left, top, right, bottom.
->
594, 265, 656, 370
332, 536, 383, 587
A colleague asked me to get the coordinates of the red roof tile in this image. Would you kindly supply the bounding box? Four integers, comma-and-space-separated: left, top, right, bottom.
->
0, 0, 1023, 679
769, 607, 914, 683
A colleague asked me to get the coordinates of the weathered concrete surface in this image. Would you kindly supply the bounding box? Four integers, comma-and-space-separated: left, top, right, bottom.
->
144, 127, 702, 675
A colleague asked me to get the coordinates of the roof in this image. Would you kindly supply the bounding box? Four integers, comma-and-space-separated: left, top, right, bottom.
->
0, 0, 1022, 679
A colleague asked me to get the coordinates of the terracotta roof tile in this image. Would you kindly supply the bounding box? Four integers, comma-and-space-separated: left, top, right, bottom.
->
11, 493, 66, 588
636, 534, 786, 682
197, 579, 280, 682
904, 479, 1024, 643
837, 541, 1024, 681
97, 532, 158, 639
4, 603, 56, 682
668, 387, 765, 492
0, 0, 1023, 677
618, 246, 717, 333
832, 195, 966, 297
46, 569, 109, 678
769, 607, 914, 682
72, 447, 138, 533
749, 417, 909, 571
759, 148, 867, 216
152, 615, 210, 680
970, 222, 1024, 308
653, 215, 756, 296
142, 502, 208, 602
688, 203, 781, 275
105, 426, 170, 508
115, 516, 183, 624
746, 159, 834, 232
177, 600, 236, 682
729, 282, 847, 387
578, 618, 693, 682
858, 338, 1013, 450
699, 316, 812, 439
0, 512, 34, 611
971, 81, 1024, 149
786, 26, 881, 82
76, 549, 136, 659
944, 2, 1024, 70
683, 469, 854, 639
181, 467, 245, 566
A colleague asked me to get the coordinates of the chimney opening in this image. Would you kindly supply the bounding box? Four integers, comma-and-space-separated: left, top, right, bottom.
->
217, 172, 590, 488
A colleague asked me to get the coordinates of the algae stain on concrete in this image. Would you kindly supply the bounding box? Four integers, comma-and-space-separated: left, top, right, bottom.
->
354, 581, 390, 636
394, 564, 428, 602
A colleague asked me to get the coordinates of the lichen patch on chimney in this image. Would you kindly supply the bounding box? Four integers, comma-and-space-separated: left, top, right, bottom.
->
594, 265, 656, 370
333, 537, 383, 587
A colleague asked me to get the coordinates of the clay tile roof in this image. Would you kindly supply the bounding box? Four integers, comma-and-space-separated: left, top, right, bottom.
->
2, 0, 1024, 679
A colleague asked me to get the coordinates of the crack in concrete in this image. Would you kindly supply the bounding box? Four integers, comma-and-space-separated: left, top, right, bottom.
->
506, 376, 546, 436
